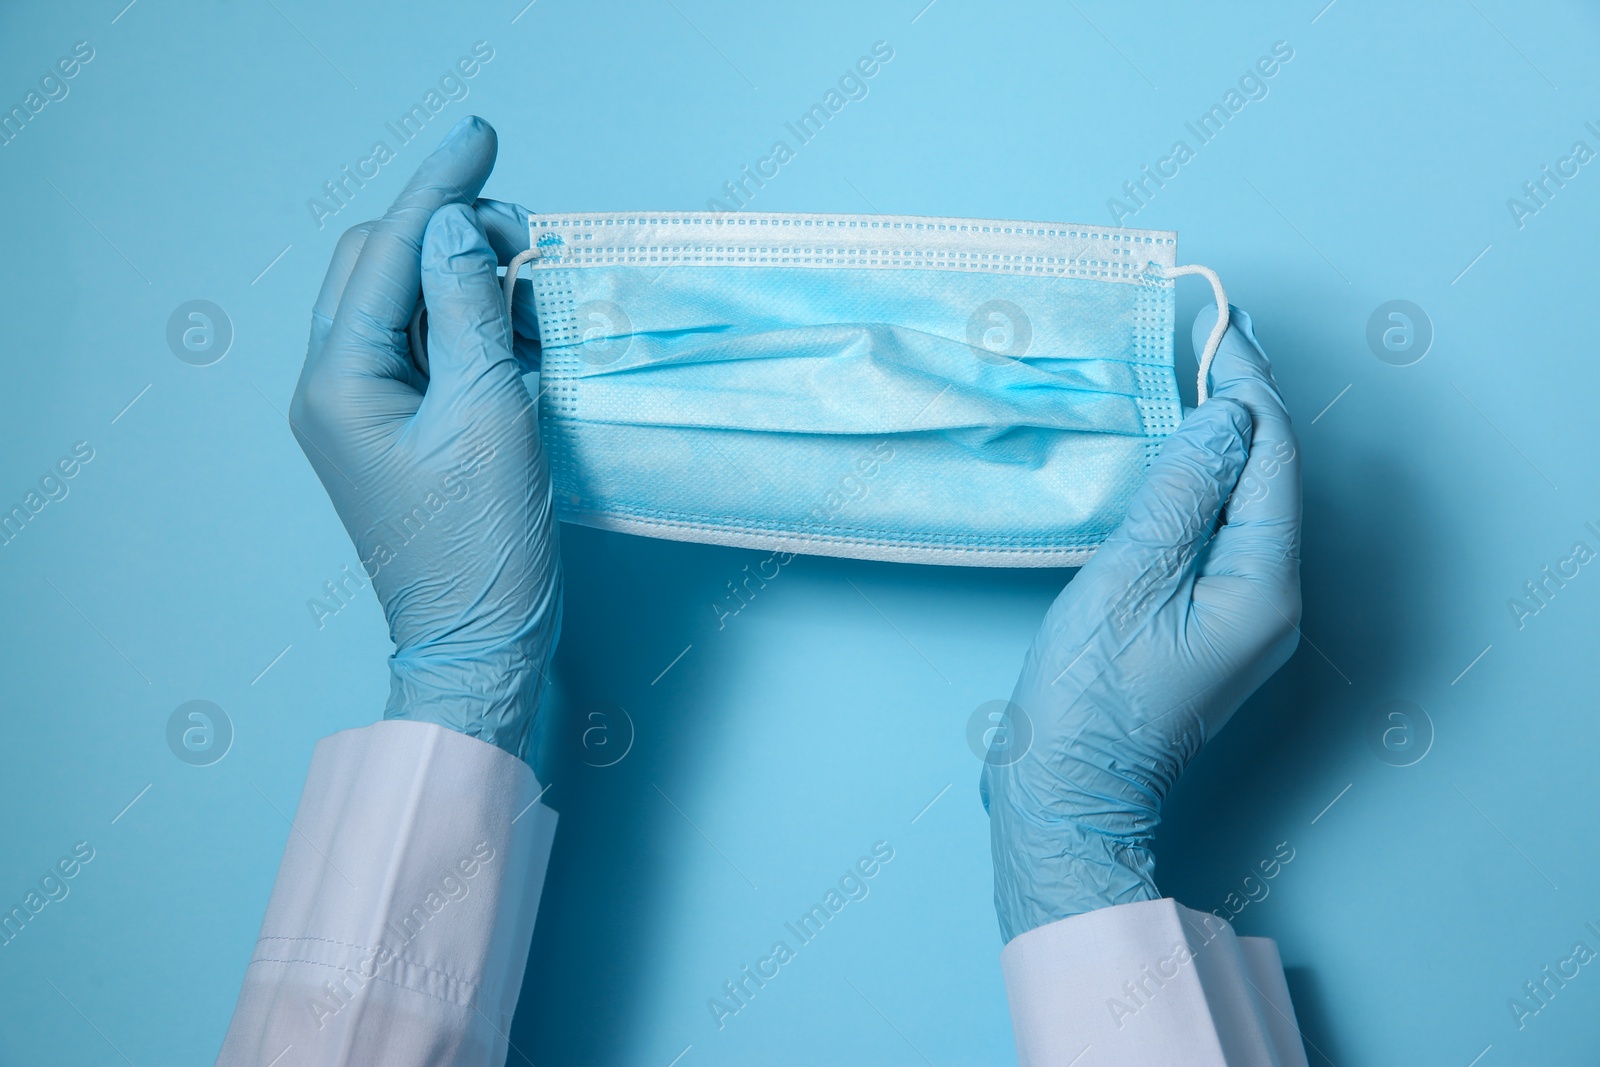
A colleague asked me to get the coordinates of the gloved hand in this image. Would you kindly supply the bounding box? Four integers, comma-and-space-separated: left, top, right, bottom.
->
981, 305, 1301, 943
289, 116, 561, 762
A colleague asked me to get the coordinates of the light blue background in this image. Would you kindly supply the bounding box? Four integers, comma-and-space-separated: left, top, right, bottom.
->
2, 1, 1597, 1064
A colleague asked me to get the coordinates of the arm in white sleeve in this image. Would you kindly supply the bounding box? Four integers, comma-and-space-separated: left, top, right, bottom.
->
1000, 898, 1309, 1067
216, 720, 557, 1067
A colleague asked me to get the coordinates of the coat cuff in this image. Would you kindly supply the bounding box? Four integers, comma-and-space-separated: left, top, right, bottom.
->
217, 720, 557, 1067
1000, 898, 1308, 1067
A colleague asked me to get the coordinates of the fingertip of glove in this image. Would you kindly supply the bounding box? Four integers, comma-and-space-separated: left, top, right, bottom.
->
441, 115, 497, 155
1164, 398, 1251, 476
1191, 304, 1265, 359
424, 203, 494, 271
430, 200, 476, 231
1190, 301, 1220, 339
474, 198, 534, 256
393, 119, 497, 216
1152, 401, 1249, 489
1210, 393, 1252, 429
1191, 393, 1252, 443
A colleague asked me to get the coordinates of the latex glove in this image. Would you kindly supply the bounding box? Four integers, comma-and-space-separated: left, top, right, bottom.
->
981, 305, 1301, 943
466, 196, 541, 345
289, 116, 561, 762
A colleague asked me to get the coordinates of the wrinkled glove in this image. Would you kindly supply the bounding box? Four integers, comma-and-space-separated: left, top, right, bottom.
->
982, 305, 1302, 943
289, 116, 560, 762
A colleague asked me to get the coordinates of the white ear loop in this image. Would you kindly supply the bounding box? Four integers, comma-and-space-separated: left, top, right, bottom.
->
504, 246, 539, 325
1162, 264, 1228, 404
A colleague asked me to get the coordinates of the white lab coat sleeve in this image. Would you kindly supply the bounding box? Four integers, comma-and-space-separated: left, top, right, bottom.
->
216, 719, 558, 1067
1000, 898, 1310, 1067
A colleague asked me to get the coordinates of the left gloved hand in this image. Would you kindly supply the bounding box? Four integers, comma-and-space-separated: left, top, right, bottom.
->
981, 305, 1301, 943
289, 116, 561, 762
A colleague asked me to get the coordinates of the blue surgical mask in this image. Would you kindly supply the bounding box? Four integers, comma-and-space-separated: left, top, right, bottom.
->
495, 212, 1225, 568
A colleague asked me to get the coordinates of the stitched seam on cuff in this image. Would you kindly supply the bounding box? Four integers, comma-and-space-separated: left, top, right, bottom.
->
246, 954, 483, 1009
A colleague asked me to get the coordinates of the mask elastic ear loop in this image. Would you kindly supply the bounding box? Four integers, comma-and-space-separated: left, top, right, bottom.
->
410, 246, 542, 379
1163, 264, 1228, 404
504, 247, 539, 326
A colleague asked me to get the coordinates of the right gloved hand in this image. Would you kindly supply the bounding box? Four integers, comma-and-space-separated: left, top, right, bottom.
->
982, 306, 1302, 943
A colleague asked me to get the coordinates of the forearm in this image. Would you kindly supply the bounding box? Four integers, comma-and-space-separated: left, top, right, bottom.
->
1000, 898, 1308, 1067
216, 720, 556, 1067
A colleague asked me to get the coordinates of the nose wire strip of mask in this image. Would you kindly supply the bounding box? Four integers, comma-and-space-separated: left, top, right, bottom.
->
498, 249, 1227, 405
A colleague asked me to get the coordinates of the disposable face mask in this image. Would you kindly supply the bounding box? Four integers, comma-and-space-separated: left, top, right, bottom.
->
474, 212, 1226, 568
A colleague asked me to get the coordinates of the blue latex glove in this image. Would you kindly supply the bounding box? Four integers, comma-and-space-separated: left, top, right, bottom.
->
289, 116, 560, 762
981, 305, 1301, 943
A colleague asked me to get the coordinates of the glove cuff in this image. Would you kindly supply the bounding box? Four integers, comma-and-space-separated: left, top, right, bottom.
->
384, 644, 550, 763
990, 808, 1160, 944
